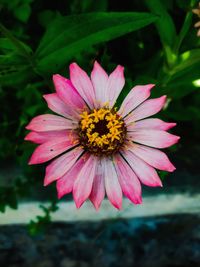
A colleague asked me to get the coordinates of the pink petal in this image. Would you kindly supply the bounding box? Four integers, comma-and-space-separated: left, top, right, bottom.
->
104, 158, 122, 209
114, 154, 142, 204
89, 158, 105, 210
24, 130, 68, 144
127, 118, 176, 131
26, 114, 76, 132
119, 84, 155, 117
91, 61, 108, 107
129, 143, 176, 172
43, 93, 75, 119
125, 95, 166, 124
53, 74, 86, 116
28, 135, 78, 165
123, 150, 162, 187
73, 156, 97, 208
56, 154, 89, 199
127, 129, 180, 148
44, 147, 83, 186
107, 65, 125, 107
69, 63, 95, 109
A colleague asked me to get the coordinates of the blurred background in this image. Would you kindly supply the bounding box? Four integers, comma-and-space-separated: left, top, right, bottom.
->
0, 0, 200, 266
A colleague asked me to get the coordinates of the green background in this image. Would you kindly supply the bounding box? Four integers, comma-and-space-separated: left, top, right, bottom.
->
0, 0, 200, 230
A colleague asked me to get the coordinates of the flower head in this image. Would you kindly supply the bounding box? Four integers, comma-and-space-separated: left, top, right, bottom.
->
25, 61, 180, 210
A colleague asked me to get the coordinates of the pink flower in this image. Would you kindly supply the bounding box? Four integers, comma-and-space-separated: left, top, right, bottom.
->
25, 61, 180, 210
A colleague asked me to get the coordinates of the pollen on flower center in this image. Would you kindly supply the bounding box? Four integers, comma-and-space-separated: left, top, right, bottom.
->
78, 108, 127, 156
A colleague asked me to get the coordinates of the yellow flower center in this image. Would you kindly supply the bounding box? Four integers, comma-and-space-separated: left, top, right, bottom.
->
78, 108, 127, 156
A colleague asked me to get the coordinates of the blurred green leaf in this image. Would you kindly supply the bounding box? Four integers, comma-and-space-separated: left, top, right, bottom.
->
171, 49, 200, 75
0, 0, 33, 23
28, 201, 59, 235
35, 12, 158, 74
0, 53, 27, 66
145, 0, 177, 67
0, 24, 33, 57
145, 0, 176, 48
0, 186, 18, 213
174, 0, 198, 53
174, 12, 193, 53
159, 62, 200, 99
14, 3, 32, 23
38, 10, 61, 29
0, 66, 34, 86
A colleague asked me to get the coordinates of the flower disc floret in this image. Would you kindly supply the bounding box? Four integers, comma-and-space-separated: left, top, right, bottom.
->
78, 108, 127, 156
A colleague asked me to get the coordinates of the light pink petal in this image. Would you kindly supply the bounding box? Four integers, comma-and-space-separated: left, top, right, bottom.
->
89, 159, 105, 210
119, 84, 155, 117
127, 118, 176, 131
127, 129, 180, 148
123, 150, 162, 187
91, 61, 108, 107
104, 158, 122, 209
114, 154, 142, 204
26, 114, 76, 132
129, 143, 176, 172
24, 130, 69, 144
53, 74, 86, 116
73, 156, 97, 208
125, 95, 166, 124
43, 93, 75, 119
28, 135, 78, 165
69, 63, 95, 109
56, 154, 89, 199
44, 147, 83, 186
107, 65, 125, 107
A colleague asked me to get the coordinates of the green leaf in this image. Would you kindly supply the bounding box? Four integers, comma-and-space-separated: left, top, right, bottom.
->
35, 12, 158, 74
158, 57, 200, 99
145, 0, 177, 66
0, 66, 34, 86
0, 53, 27, 66
170, 49, 200, 75
0, 24, 33, 58
14, 3, 32, 23
145, 0, 176, 48
173, 0, 198, 53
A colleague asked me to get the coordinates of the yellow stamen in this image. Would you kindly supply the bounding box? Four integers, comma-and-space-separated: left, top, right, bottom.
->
78, 108, 126, 155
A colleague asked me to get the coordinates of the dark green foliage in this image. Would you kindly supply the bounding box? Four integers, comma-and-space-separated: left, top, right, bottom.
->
0, 0, 200, 229
28, 201, 58, 235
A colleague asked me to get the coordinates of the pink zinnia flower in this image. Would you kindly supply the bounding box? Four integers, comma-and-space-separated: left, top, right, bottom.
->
25, 61, 180, 210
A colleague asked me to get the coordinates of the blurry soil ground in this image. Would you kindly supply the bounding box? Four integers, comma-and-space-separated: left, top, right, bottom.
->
0, 214, 200, 267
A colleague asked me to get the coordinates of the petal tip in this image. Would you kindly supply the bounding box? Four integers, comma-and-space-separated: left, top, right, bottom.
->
57, 192, 63, 199
94, 60, 100, 66
24, 134, 30, 141
43, 178, 50, 187
168, 165, 176, 172
93, 203, 100, 211
25, 124, 31, 130
52, 74, 61, 83
148, 84, 155, 90
167, 122, 177, 130
117, 65, 124, 72
112, 202, 122, 210
75, 201, 83, 209
174, 135, 181, 144
28, 157, 35, 165
135, 198, 143, 205
69, 62, 78, 70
